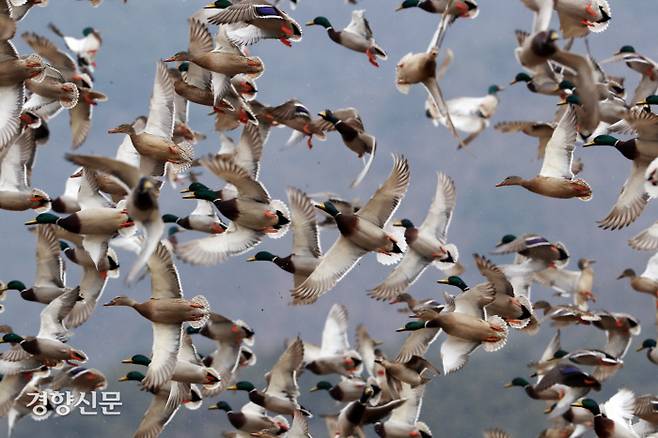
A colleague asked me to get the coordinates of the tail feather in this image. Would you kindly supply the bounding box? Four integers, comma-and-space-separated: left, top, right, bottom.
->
483, 315, 508, 352
189, 295, 210, 329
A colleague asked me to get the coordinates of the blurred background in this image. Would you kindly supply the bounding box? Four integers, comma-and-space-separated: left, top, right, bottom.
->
4, 0, 658, 436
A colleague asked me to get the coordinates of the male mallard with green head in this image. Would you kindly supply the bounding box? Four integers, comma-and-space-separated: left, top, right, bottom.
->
306, 11, 387, 67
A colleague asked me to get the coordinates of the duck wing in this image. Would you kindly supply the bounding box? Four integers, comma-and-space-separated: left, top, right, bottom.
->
63, 263, 107, 329
174, 222, 261, 266
629, 221, 658, 251
288, 187, 321, 258
419, 172, 455, 242
201, 155, 270, 202
144, 61, 175, 139
369, 250, 428, 300
539, 104, 577, 179
357, 154, 410, 228
37, 287, 80, 342
0, 130, 33, 191
598, 159, 649, 230
142, 324, 182, 392
291, 237, 367, 304
34, 224, 65, 289
320, 304, 350, 356
265, 337, 303, 400
149, 243, 182, 299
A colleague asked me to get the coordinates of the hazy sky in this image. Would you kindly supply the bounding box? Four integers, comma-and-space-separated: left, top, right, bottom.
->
5, 0, 658, 436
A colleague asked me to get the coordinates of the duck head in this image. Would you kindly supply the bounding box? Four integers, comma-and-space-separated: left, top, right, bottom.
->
395, 0, 420, 11
310, 381, 333, 392
315, 201, 340, 217
510, 72, 532, 86
103, 296, 137, 307
118, 371, 145, 382
617, 268, 636, 280
393, 218, 415, 229
208, 401, 232, 411
24, 213, 59, 226
226, 381, 255, 392
504, 377, 530, 388
571, 399, 600, 416
437, 275, 468, 291
247, 251, 278, 262
306, 17, 333, 29
318, 110, 340, 125
487, 84, 503, 95
396, 320, 428, 332
1, 281, 27, 292
161, 214, 180, 223
495, 176, 525, 188
637, 339, 657, 352
636, 95, 658, 106
121, 354, 151, 366
0, 333, 24, 344
583, 135, 618, 147
162, 52, 190, 63
204, 0, 231, 8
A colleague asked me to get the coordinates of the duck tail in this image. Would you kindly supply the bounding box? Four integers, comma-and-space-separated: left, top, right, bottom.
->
508, 295, 533, 330
203, 368, 222, 392
188, 295, 210, 329
32, 188, 51, 213
268, 199, 290, 239
59, 83, 79, 109
168, 141, 195, 176
573, 179, 592, 202
519, 314, 541, 335
416, 421, 432, 438
183, 384, 204, 410
483, 315, 508, 352
106, 247, 120, 279
25, 54, 46, 82
372, 44, 387, 60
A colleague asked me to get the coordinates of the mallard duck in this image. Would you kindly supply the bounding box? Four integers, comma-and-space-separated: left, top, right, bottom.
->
370, 172, 458, 300
504, 377, 564, 401
0, 130, 50, 213
122, 331, 220, 388
163, 200, 227, 235
398, 277, 508, 374
601, 45, 658, 103
637, 339, 658, 365
164, 19, 263, 94
118, 371, 194, 438
21, 31, 106, 148
591, 311, 640, 361
534, 258, 597, 309
492, 233, 569, 265
582, 135, 650, 229
306, 10, 387, 67
0, 224, 68, 304
0, 288, 87, 374
336, 386, 405, 437
47, 23, 101, 71
554, 0, 611, 38
316, 108, 376, 188
508, 69, 563, 96
396, 0, 478, 19
292, 155, 409, 304
496, 103, 591, 200
375, 356, 439, 388
261, 99, 327, 148
513, 30, 559, 71
632, 394, 658, 434
48, 365, 107, 408
108, 62, 194, 177
534, 301, 600, 327
176, 157, 289, 265
209, 400, 290, 434
373, 383, 431, 438
302, 304, 362, 377
310, 378, 367, 402
206, 0, 302, 47
617, 252, 658, 298
571, 389, 639, 438
103, 243, 210, 391
473, 254, 534, 329
65, 153, 164, 284
395, 48, 464, 147
247, 187, 320, 288
226, 338, 309, 416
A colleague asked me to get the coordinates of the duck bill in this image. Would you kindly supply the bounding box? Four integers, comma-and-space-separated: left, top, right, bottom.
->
509, 79, 518, 85
117, 375, 129, 382
204, 2, 218, 7
24, 219, 38, 225
637, 346, 647, 352
120, 359, 134, 364
503, 382, 514, 388
246, 256, 257, 262
182, 193, 197, 199
635, 100, 648, 106
225, 385, 238, 391
556, 100, 568, 106
208, 404, 219, 410
570, 401, 584, 408
395, 327, 408, 332
313, 203, 328, 213
392, 221, 403, 227
436, 279, 450, 284
395, 5, 404, 11
162, 56, 176, 63
549, 31, 559, 41
582, 141, 595, 147
305, 20, 316, 26
309, 386, 320, 392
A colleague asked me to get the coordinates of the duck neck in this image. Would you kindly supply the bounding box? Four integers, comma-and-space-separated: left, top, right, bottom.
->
327, 28, 340, 43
